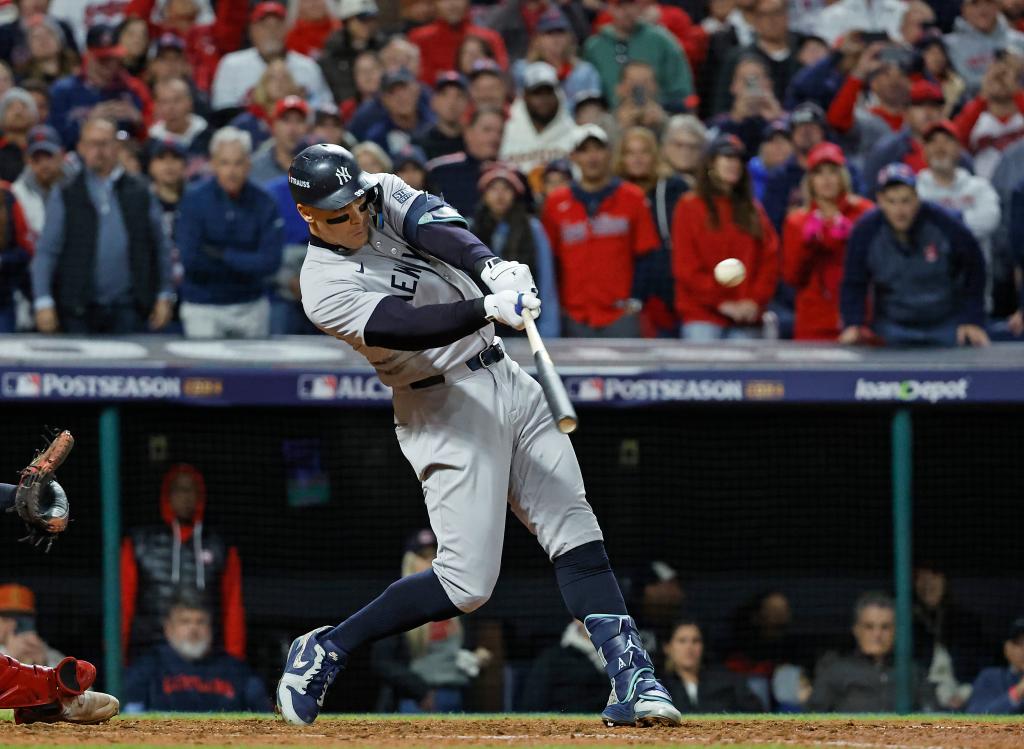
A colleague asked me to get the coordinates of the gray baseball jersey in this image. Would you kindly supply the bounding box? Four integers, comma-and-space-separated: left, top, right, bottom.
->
300, 173, 603, 613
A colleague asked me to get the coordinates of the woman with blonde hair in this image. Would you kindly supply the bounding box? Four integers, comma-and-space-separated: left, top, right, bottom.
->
614, 126, 688, 336
228, 57, 303, 149
781, 142, 873, 341
370, 530, 491, 712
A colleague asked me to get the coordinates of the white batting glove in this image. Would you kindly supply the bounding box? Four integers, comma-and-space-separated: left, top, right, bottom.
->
480, 258, 538, 296
484, 290, 541, 330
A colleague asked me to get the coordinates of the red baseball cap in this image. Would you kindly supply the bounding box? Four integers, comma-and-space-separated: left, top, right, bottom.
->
923, 119, 959, 141
806, 142, 846, 170
251, 1, 286, 23
909, 79, 944, 105
273, 95, 311, 120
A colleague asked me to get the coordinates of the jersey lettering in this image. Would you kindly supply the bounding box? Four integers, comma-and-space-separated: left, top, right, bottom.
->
390, 262, 423, 297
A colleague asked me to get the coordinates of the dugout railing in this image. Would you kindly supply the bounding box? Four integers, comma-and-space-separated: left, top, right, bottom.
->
1, 336, 1022, 711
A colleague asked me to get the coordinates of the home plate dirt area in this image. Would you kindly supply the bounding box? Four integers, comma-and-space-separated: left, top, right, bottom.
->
0, 714, 1022, 749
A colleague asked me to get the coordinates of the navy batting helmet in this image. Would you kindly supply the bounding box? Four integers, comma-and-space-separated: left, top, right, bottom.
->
288, 143, 380, 211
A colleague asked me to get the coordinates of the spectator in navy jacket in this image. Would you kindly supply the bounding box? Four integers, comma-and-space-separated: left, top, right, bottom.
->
175, 126, 284, 339
31, 117, 173, 335
48, 25, 152, 148
839, 163, 989, 347
966, 617, 1024, 714
122, 591, 270, 713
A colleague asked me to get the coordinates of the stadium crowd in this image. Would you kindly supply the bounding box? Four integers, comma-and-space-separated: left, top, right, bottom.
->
0, 0, 1018, 344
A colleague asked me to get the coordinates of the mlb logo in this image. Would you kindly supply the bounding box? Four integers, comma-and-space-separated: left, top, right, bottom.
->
298, 375, 338, 400
574, 377, 604, 402
2, 372, 41, 397
924, 244, 938, 263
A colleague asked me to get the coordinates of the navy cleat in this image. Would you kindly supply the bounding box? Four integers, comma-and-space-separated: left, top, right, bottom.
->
276, 626, 347, 725
584, 614, 681, 727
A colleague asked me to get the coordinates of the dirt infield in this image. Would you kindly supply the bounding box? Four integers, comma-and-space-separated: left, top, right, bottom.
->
0, 716, 1022, 749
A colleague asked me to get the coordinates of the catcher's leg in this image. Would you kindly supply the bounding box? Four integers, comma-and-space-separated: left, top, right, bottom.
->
0, 655, 91, 708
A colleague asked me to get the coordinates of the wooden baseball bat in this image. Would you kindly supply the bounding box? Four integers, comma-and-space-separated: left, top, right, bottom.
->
522, 310, 578, 434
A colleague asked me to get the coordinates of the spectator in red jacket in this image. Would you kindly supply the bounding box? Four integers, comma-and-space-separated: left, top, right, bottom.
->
672, 134, 779, 340
541, 123, 660, 337
285, 0, 341, 58
408, 0, 509, 86
781, 142, 874, 340
121, 464, 246, 663
126, 0, 248, 93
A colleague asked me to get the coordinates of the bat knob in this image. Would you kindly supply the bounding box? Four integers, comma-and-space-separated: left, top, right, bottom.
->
557, 417, 578, 434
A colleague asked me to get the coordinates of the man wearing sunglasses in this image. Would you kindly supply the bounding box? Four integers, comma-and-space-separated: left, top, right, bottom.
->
275, 143, 682, 729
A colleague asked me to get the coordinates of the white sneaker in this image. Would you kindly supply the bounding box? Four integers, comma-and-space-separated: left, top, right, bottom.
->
61, 691, 120, 724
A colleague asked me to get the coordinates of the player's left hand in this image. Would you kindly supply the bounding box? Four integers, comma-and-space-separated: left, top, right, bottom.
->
480, 258, 538, 296
11, 430, 74, 552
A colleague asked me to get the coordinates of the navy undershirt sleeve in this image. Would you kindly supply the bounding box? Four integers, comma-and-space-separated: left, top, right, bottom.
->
402, 195, 495, 275
364, 296, 488, 351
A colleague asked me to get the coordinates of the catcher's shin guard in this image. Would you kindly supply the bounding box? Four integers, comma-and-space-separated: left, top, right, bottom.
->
584, 614, 681, 727
0, 655, 94, 709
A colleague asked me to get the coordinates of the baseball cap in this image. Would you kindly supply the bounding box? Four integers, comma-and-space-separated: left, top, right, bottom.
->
790, 101, 826, 129
467, 58, 502, 80
478, 164, 527, 194
707, 133, 746, 158
434, 70, 468, 92
544, 158, 572, 177
877, 162, 917, 190
523, 61, 558, 92
381, 67, 416, 91
1007, 617, 1024, 642
537, 8, 571, 33
314, 103, 342, 123
338, 0, 379, 20
573, 88, 608, 110
571, 123, 609, 151
26, 124, 62, 155
147, 138, 188, 161
250, 1, 286, 23
86, 24, 125, 58
0, 584, 35, 615
392, 144, 427, 171
762, 117, 790, 140
909, 79, 945, 106
154, 32, 186, 54
923, 119, 959, 142
273, 95, 311, 120
806, 141, 846, 169
405, 528, 437, 554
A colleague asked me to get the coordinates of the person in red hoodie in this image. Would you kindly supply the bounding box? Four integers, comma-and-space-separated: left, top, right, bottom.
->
126, 0, 249, 93
671, 134, 779, 340
781, 142, 873, 340
285, 0, 341, 58
408, 0, 509, 87
121, 464, 246, 664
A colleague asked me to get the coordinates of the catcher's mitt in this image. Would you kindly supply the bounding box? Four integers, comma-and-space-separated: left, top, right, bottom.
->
10, 430, 73, 551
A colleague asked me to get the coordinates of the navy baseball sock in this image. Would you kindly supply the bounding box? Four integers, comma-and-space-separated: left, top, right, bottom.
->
0, 484, 14, 513
323, 568, 461, 654
553, 540, 628, 619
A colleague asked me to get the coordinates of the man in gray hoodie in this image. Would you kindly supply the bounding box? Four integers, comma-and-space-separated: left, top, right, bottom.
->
944, 0, 1024, 94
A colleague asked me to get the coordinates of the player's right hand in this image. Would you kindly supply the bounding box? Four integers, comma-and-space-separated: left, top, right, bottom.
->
484, 290, 541, 331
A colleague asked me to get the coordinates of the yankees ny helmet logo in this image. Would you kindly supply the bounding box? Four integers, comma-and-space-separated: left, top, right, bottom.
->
336, 166, 351, 185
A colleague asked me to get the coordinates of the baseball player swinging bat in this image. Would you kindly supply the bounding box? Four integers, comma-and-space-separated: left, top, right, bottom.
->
523, 311, 577, 434
275, 144, 681, 729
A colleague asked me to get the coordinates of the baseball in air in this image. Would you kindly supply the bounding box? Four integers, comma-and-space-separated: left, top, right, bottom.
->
714, 258, 746, 287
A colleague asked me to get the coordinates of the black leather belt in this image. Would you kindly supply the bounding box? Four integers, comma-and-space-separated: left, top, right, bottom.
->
410, 343, 504, 390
